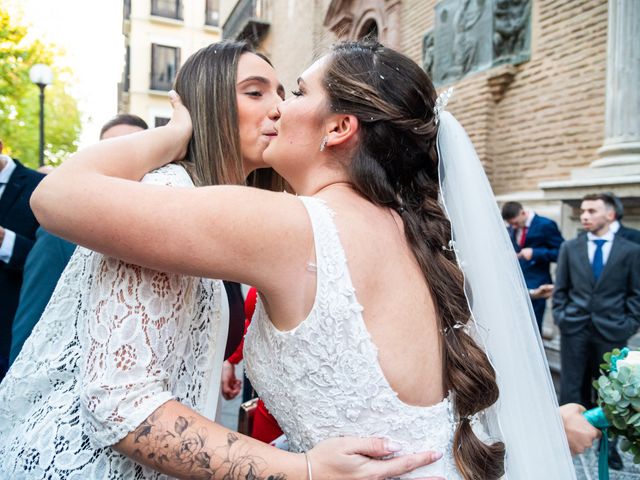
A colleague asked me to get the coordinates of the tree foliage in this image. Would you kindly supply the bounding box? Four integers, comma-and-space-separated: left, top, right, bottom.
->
0, 8, 81, 168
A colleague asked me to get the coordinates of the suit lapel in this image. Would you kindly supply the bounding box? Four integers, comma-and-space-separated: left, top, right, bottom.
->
597, 236, 625, 285
577, 235, 595, 287
0, 162, 27, 224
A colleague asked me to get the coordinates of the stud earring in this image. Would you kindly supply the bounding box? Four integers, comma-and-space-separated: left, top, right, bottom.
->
320, 136, 328, 152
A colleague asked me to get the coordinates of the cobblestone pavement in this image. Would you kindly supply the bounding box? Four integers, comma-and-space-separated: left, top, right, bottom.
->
575, 449, 640, 479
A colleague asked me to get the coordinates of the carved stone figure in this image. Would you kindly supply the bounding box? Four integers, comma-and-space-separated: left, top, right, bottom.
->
422, 31, 435, 78
451, 0, 486, 77
428, 0, 530, 86
493, 0, 531, 61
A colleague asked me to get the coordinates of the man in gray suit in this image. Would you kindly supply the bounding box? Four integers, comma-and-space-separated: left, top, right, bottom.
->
554, 193, 640, 407
553, 193, 640, 468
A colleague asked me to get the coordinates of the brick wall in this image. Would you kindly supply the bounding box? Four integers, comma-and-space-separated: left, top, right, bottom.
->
399, 0, 608, 195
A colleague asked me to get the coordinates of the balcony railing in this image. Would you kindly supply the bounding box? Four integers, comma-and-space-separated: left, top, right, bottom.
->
222, 0, 269, 44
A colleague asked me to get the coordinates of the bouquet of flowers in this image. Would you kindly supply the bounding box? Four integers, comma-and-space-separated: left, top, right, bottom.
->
585, 347, 640, 478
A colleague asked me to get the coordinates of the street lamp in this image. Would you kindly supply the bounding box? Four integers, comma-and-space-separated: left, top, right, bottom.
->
29, 64, 53, 167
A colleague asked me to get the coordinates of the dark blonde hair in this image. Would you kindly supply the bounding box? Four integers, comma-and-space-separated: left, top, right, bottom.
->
322, 41, 505, 479
174, 41, 284, 190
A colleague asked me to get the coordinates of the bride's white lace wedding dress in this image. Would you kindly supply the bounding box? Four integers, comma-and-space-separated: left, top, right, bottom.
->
0, 164, 228, 479
244, 196, 463, 479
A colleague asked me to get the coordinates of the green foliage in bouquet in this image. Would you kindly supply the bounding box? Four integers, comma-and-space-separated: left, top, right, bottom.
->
594, 348, 640, 463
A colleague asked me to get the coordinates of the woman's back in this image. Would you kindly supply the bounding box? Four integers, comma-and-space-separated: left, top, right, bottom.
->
322, 188, 445, 407
244, 195, 459, 479
258, 187, 445, 406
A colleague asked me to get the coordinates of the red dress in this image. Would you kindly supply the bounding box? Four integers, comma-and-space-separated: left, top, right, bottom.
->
228, 287, 283, 443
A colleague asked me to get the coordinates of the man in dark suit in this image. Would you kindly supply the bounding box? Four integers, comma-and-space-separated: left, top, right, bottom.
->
608, 192, 640, 245
502, 201, 564, 331
0, 140, 45, 380
553, 193, 640, 469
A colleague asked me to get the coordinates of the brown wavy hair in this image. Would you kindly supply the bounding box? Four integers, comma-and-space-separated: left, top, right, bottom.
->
322, 41, 505, 479
174, 41, 284, 190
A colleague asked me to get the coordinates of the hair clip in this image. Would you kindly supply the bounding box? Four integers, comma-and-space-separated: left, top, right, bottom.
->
459, 414, 475, 424
442, 322, 466, 335
442, 239, 457, 252
434, 87, 454, 125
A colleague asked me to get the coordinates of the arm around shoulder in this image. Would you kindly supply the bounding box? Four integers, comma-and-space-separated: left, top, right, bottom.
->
36, 178, 312, 293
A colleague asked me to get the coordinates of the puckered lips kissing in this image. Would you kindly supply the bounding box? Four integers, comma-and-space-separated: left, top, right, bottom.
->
262, 128, 278, 140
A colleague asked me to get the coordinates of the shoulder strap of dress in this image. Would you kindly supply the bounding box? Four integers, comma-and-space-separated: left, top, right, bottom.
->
297, 196, 351, 287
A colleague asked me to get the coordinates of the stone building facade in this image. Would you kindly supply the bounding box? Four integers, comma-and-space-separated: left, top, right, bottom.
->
118, 0, 221, 128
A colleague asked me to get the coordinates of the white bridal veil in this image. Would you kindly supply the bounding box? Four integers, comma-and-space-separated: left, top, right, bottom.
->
436, 110, 576, 478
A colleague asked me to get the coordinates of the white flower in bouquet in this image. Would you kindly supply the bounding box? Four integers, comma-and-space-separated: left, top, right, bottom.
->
616, 351, 640, 376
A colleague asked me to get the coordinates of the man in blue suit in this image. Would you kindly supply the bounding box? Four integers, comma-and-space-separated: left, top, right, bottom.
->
0, 140, 45, 380
502, 201, 564, 332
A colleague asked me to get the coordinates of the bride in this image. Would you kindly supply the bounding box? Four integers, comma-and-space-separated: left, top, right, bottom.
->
0, 41, 437, 480
32, 41, 576, 478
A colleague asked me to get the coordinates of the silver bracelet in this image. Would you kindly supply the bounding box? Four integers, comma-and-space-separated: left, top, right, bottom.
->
304, 451, 313, 480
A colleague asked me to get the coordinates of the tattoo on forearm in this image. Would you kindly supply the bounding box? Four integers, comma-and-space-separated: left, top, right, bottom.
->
129, 405, 287, 480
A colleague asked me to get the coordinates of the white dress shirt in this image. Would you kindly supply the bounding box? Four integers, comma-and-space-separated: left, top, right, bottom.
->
0, 155, 17, 264
516, 211, 536, 245
586, 229, 615, 266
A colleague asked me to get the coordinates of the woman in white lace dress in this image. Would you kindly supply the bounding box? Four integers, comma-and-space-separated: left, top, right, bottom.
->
0, 42, 436, 480
30, 41, 575, 479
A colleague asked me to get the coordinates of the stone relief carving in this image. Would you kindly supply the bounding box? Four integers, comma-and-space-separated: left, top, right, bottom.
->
422, 31, 435, 78
426, 0, 530, 85
493, 0, 531, 62
433, 0, 493, 84
451, 0, 486, 76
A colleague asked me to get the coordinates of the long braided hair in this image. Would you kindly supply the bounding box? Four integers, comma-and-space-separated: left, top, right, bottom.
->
322, 41, 505, 479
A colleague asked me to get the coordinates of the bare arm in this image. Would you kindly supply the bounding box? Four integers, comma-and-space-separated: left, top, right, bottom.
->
31, 100, 310, 293
115, 400, 443, 480
114, 400, 299, 479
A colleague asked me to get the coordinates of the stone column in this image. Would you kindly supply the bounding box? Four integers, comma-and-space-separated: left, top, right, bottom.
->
592, 0, 640, 168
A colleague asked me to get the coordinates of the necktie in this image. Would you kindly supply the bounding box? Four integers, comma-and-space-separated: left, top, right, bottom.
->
519, 226, 528, 248
592, 239, 606, 281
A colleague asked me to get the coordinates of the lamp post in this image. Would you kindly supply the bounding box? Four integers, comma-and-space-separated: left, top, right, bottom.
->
29, 64, 53, 168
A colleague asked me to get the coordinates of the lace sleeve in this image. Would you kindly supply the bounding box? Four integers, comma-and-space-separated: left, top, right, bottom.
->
79, 164, 199, 449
